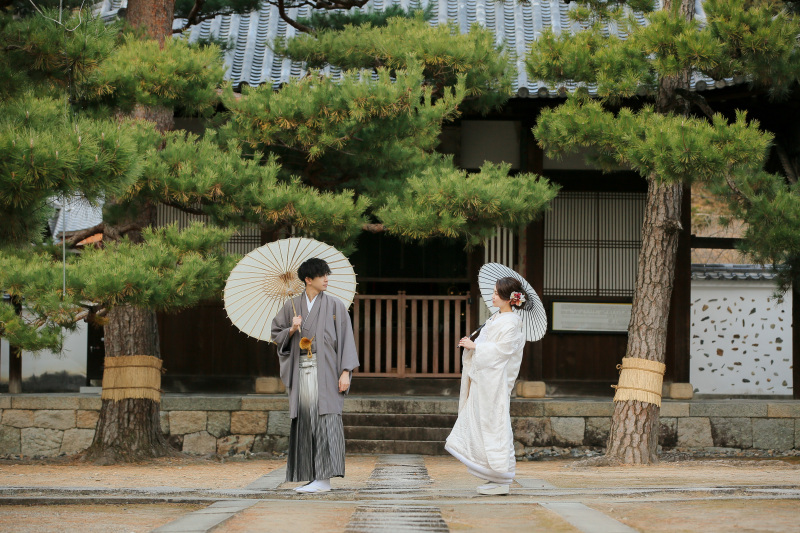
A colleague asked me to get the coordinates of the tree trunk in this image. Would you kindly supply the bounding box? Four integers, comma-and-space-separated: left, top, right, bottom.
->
125, 0, 174, 45
83, 305, 176, 464
601, 0, 696, 466
8, 296, 22, 393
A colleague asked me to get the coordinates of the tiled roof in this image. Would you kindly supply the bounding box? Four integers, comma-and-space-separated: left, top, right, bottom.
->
691, 264, 780, 281
96, 0, 733, 98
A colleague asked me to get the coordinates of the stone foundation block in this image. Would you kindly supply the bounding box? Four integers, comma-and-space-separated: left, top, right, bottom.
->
60, 428, 95, 455
660, 418, 678, 448
252, 435, 289, 454
240, 397, 289, 411
0, 397, 10, 409
217, 435, 255, 456
514, 441, 525, 456
677, 417, 713, 448
169, 411, 207, 435
0, 426, 21, 455
766, 404, 800, 418
159, 412, 170, 435
76, 410, 99, 429
545, 402, 613, 417
669, 383, 694, 400
795, 420, 800, 449
231, 411, 268, 435
551, 417, 585, 446
2, 410, 34, 428
661, 403, 690, 418
34, 410, 75, 430
585, 417, 611, 447
255, 377, 286, 394
182, 431, 217, 455
516, 381, 546, 398
13, 396, 79, 410
267, 411, 291, 437
512, 417, 551, 447
752, 419, 794, 451
509, 401, 545, 417
21, 427, 63, 457
207, 411, 231, 438
710, 418, 752, 449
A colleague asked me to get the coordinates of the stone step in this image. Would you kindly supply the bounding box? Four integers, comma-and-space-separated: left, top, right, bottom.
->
344, 426, 451, 442
342, 413, 457, 428
346, 439, 447, 455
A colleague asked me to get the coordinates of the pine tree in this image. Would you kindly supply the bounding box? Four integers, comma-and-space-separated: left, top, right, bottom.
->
526, 0, 800, 464
2, 6, 559, 461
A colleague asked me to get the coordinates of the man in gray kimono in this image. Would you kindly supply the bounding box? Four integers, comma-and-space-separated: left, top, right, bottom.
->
271, 257, 359, 493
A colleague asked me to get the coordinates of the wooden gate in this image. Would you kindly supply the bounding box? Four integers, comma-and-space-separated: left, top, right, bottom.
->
352, 293, 470, 377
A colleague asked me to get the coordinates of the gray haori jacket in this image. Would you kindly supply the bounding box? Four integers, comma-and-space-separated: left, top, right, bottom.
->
271, 291, 359, 419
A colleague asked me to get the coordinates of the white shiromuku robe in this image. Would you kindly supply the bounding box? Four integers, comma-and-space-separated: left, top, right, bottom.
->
445, 311, 525, 483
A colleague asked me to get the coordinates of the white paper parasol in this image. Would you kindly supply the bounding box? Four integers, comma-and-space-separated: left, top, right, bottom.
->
223, 238, 357, 342
477, 262, 547, 342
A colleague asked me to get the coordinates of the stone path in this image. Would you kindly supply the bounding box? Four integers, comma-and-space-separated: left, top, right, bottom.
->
1, 455, 800, 532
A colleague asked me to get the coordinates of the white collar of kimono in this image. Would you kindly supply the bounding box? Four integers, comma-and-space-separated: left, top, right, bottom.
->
305, 292, 319, 312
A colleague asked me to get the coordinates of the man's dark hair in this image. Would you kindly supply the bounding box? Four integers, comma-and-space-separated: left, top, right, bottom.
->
297, 258, 332, 284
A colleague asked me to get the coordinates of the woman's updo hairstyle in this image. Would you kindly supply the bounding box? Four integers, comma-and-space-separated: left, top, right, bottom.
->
496, 277, 529, 310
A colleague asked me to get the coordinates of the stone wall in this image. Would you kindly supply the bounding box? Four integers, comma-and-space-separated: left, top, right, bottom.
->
0, 395, 798, 458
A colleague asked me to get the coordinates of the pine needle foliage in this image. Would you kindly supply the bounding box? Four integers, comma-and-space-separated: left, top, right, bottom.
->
277, 16, 512, 113
528, 0, 800, 292
296, 4, 432, 32
377, 163, 559, 247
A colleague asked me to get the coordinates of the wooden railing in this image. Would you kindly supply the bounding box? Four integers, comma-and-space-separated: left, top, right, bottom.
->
352, 292, 471, 377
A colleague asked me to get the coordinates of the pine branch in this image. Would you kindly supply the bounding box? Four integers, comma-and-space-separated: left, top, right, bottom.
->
362, 223, 385, 233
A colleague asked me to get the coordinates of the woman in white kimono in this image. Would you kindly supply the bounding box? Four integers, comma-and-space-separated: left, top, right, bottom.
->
445, 277, 527, 496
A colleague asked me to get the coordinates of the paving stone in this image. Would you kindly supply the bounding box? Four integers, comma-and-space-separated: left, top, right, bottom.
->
710, 418, 752, 448
21, 427, 63, 457
766, 403, 800, 418
544, 401, 614, 417
12, 396, 79, 410
585, 417, 611, 447
231, 411, 267, 434
752, 419, 795, 451
689, 402, 767, 418
217, 434, 255, 455
660, 402, 690, 417
240, 397, 289, 411
659, 418, 678, 448
76, 410, 99, 429
551, 417, 585, 446
182, 431, 217, 455
509, 400, 545, 417
160, 411, 170, 434
207, 411, 231, 438
677, 417, 713, 448
267, 411, 291, 437
0, 397, 10, 409
162, 396, 242, 411
33, 410, 75, 430
169, 411, 208, 435
60, 428, 95, 455
0, 426, 20, 455
512, 417, 551, 446
2, 409, 34, 428
252, 435, 289, 454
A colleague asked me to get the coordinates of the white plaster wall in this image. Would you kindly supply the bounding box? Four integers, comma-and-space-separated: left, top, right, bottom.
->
1, 320, 87, 387
690, 279, 793, 395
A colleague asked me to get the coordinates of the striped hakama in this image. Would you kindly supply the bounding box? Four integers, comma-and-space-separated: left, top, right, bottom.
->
285, 354, 346, 482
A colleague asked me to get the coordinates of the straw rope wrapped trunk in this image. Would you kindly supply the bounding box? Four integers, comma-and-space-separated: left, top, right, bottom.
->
83, 305, 176, 464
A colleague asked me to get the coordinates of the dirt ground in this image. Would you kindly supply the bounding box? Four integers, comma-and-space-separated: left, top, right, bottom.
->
0, 455, 798, 533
